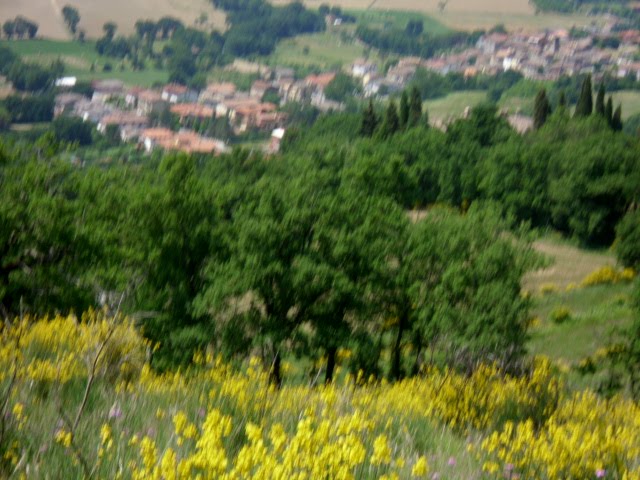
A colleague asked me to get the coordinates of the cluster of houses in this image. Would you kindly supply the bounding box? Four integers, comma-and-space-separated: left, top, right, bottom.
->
46, 20, 640, 149
350, 26, 640, 95
55, 80, 229, 154
53, 67, 346, 153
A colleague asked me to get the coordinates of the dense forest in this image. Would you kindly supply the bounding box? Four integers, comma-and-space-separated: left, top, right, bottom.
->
1, 83, 639, 386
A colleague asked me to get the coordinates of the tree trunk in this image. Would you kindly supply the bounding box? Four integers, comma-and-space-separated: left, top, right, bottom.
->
270, 351, 282, 388
325, 346, 337, 385
412, 340, 423, 376
391, 311, 406, 380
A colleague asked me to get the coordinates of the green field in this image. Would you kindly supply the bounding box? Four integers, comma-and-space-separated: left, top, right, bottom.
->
423, 91, 488, 124
610, 90, 640, 120
351, 9, 451, 35
265, 32, 381, 69
523, 236, 634, 390
0, 39, 168, 87
272, 0, 598, 32
433, 11, 596, 32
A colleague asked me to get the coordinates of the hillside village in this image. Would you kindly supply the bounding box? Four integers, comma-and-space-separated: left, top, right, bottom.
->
18, 14, 634, 153
53, 68, 343, 154
352, 25, 640, 92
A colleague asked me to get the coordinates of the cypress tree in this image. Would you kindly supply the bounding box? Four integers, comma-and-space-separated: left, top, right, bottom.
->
558, 90, 567, 109
612, 104, 623, 132
408, 86, 423, 127
533, 88, 552, 130
378, 100, 399, 139
399, 90, 410, 129
605, 97, 613, 126
360, 99, 379, 137
574, 74, 593, 117
595, 83, 605, 116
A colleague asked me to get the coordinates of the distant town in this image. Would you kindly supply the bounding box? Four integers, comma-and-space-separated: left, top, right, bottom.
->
42, 13, 640, 154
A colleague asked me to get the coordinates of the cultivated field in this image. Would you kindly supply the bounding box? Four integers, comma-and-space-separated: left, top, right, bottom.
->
0, 39, 169, 87
272, 0, 597, 32
273, 0, 535, 15
0, 0, 225, 40
265, 32, 383, 69
610, 90, 640, 120
423, 91, 487, 125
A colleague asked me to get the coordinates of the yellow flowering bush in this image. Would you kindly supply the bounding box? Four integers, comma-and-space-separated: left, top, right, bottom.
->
480, 391, 640, 479
0, 315, 638, 479
0, 310, 145, 386
581, 265, 636, 287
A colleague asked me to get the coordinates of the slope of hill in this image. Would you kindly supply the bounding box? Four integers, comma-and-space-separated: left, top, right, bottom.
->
272, 0, 596, 31
0, 0, 225, 40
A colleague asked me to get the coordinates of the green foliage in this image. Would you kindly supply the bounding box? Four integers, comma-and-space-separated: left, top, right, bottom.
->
574, 74, 593, 117
408, 86, 423, 127
133, 154, 223, 368
359, 99, 379, 137
399, 90, 410, 129
550, 306, 572, 324
533, 88, 552, 130
595, 83, 606, 116
1, 95, 53, 123
408, 206, 534, 371
612, 104, 623, 132
615, 210, 640, 270
543, 115, 637, 245
0, 142, 96, 316
61, 5, 81, 36
377, 100, 399, 139
1, 68, 637, 381
0, 107, 10, 132
624, 112, 640, 137
605, 96, 614, 125
324, 72, 360, 103
51, 116, 93, 146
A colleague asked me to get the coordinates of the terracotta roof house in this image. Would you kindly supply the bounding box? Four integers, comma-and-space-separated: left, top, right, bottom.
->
199, 82, 237, 104
229, 102, 278, 133
92, 79, 125, 103
137, 90, 166, 115
125, 87, 146, 107
140, 128, 227, 155
161, 84, 197, 104
305, 72, 336, 91
170, 103, 215, 121
250, 80, 274, 99
216, 97, 261, 118
97, 112, 149, 134
54, 93, 87, 117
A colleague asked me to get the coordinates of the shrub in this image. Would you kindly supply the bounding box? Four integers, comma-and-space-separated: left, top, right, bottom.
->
539, 283, 559, 295
550, 306, 572, 324
581, 265, 636, 287
615, 210, 640, 270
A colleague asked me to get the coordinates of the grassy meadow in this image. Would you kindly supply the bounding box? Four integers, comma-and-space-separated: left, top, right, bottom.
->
272, 0, 597, 32
351, 9, 451, 35
523, 235, 635, 391
264, 32, 378, 69
2, 308, 638, 478
610, 90, 640, 120
0, 39, 168, 87
423, 91, 488, 124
